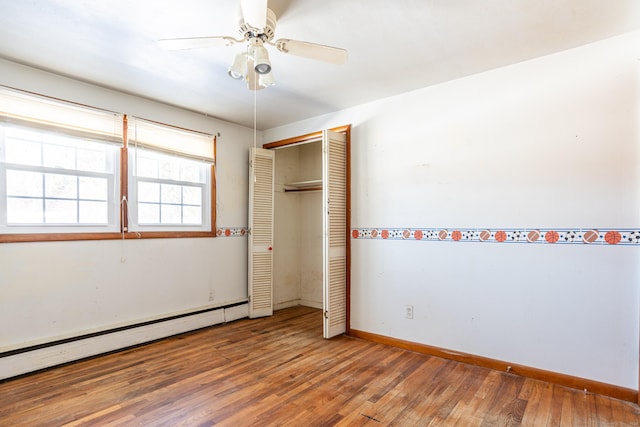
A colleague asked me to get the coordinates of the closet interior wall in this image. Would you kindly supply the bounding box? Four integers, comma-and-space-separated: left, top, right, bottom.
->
273, 141, 323, 310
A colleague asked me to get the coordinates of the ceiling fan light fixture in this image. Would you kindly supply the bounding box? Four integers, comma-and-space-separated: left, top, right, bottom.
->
255, 62, 271, 75
251, 45, 272, 75
259, 70, 275, 87
228, 52, 248, 79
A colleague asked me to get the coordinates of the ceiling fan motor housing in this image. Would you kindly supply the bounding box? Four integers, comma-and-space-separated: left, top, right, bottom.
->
238, 8, 277, 42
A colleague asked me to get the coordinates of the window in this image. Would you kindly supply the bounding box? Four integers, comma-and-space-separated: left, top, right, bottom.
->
0, 87, 216, 242
0, 87, 122, 235
129, 147, 210, 231
1, 126, 119, 231
126, 118, 214, 233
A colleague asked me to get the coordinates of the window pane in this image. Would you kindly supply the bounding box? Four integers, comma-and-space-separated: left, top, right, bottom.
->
77, 147, 107, 173
43, 143, 75, 169
7, 170, 43, 197
79, 177, 107, 200
138, 203, 159, 224
79, 201, 108, 223
181, 163, 203, 183
138, 181, 160, 203
5, 127, 115, 173
183, 205, 201, 224
161, 184, 181, 204
45, 199, 77, 223
45, 173, 77, 199
136, 156, 158, 178
161, 204, 181, 224
183, 186, 201, 205
158, 159, 180, 181
7, 197, 43, 223
5, 138, 42, 166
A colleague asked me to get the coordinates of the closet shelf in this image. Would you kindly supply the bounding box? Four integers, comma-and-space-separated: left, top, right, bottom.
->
283, 179, 322, 192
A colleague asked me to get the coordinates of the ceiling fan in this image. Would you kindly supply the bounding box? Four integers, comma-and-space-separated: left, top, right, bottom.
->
158, 0, 348, 90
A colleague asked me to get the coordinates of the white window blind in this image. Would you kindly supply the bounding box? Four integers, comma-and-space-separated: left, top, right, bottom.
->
0, 86, 123, 144
127, 117, 214, 163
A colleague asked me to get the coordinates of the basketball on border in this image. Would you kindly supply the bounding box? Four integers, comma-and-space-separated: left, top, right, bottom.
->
604, 230, 621, 245
545, 230, 559, 243
494, 230, 507, 242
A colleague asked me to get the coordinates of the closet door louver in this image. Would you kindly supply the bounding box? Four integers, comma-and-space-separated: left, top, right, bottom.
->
248, 147, 275, 318
322, 130, 347, 338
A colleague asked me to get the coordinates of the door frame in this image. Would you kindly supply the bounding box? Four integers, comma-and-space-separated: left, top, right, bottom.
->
263, 124, 351, 335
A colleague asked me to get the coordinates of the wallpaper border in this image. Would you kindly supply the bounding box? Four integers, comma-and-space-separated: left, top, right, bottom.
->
215, 227, 247, 237
351, 227, 640, 246
215, 226, 640, 245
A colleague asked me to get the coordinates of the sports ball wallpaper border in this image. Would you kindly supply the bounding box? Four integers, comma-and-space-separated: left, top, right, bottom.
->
219, 226, 640, 245
216, 227, 247, 237
351, 227, 640, 246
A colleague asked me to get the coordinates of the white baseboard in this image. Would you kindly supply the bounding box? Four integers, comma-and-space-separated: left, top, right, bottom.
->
274, 300, 322, 311
299, 299, 322, 309
0, 304, 248, 380
274, 299, 301, 311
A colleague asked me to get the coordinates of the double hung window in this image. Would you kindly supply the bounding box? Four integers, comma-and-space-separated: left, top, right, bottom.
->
0, 88, 122, 234
0, 87, 216, 241
127, 118, 213, 232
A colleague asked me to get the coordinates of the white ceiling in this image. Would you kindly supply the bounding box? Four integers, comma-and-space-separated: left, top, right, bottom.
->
0, 0, 638, 130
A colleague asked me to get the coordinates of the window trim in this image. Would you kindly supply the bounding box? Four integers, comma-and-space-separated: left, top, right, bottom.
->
0, 94, 218, 243
126, 146, 212, 233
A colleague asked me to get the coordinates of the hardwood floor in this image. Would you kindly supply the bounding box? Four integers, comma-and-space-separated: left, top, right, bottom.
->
1, 306, 638, 426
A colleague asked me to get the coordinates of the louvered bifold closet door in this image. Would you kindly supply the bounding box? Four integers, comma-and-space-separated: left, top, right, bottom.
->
248, 147, 275, 318
322, 130, 347, 338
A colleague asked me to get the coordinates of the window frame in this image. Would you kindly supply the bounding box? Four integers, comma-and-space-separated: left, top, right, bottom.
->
0, 90, 217, 243
0, 125, 122, 234
126, 145, 213, 233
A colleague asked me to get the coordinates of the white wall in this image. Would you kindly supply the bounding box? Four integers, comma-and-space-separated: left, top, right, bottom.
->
0, 59, 255, 351
263, 32, 640, 389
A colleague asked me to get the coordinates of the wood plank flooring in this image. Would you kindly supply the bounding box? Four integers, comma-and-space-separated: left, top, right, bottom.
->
0, 306, 638, 426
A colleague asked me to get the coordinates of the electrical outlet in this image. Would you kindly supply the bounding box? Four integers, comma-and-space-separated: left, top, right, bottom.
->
208, 289, 215, 302
405, 304, 414, 319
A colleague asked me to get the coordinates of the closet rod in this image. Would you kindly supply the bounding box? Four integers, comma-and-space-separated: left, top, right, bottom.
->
284, 187, 322, 193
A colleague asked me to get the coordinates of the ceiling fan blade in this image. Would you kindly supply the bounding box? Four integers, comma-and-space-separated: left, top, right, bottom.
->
240, 0, 268, 31
275, 39, 348, 65
157, 36, 237, 51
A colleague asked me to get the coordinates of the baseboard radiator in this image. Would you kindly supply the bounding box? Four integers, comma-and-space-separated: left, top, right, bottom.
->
0, 303, 249, 381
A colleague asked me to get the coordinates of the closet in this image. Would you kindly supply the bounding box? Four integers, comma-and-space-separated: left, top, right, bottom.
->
248, 127, 350, 338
